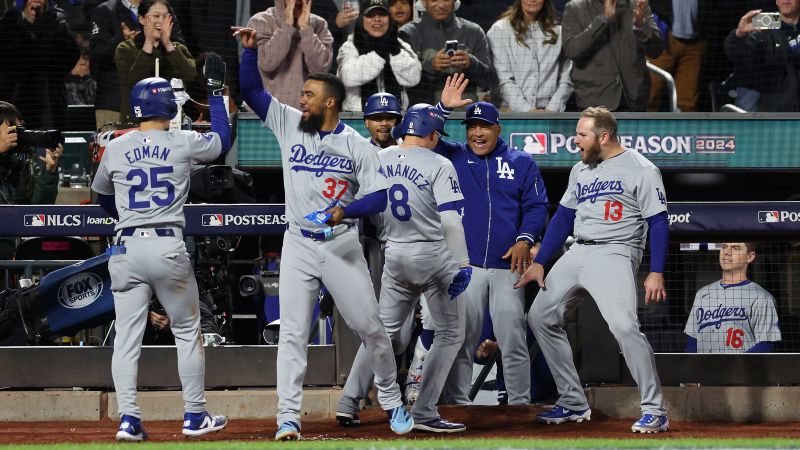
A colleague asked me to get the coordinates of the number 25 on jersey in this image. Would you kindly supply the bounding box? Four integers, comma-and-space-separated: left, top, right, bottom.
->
127, 167, 175, 209
603, 200, 623, 221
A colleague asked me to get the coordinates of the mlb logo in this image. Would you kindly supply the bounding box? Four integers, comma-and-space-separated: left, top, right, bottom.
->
521, 133, 548, 155
24, 214, 46, 227
202, 214, 224, 226
758, 211, 780, 223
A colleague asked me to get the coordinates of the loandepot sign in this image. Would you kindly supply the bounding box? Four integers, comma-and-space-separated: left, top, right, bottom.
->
237, 115, 800, 170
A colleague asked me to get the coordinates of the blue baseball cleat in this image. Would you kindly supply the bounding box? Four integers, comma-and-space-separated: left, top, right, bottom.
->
535, 405, 591, 424
116, 414, 148, 442
275, 421, 301, 441
182, 411, 228, 437
412, 417, 466, 433
387, 406, 414, 434
631, 414, 669, 433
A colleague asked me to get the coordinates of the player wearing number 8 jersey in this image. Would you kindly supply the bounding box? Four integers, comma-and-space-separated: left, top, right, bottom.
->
233, 26, 412, 441
338, 102, 472, 433
91, 67, 231, 440
684, 242, 781, 353
515, 106, 670, 433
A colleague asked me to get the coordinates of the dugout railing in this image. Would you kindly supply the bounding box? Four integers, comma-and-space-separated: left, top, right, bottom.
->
2, 202, 800, 389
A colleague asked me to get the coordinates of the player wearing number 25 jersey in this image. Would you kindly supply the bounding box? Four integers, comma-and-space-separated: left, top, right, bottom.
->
685, 242, 781, 353
515, 107, 670, 434
92, 73, 231, 441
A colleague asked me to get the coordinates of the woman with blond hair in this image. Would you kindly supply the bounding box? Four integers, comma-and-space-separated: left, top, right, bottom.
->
487, 0, 573, 112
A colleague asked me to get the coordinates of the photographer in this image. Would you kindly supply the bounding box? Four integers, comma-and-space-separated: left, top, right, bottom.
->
0, 101, 63, 260
0, 0, 81, 130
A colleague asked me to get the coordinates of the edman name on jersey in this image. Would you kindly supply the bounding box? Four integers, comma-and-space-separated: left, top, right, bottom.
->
288, 144, 354, 177
576, 178, 624, 204
124, 145, 171, 164
696, 304, 748, 331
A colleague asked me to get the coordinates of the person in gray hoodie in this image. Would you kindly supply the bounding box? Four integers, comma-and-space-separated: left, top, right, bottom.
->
399, 0, 493, 105
247, 0, 334, 109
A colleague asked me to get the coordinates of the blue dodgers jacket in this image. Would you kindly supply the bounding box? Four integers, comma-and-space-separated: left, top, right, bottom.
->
436, 137, 549, 269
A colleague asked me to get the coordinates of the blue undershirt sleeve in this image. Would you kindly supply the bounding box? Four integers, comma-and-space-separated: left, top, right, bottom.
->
646, 211, 669, 273
533, 205, 576, 266
97, 194, 118, 220
239, 47, 271, 122
343, 190, 387, 219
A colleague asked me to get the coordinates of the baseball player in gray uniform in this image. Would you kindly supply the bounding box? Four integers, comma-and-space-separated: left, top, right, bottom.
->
337, 99, 473, 433
515, 107, 670, 433
685, 242, 781, 353
234, 26, 413, 441
92, 60, 230, 441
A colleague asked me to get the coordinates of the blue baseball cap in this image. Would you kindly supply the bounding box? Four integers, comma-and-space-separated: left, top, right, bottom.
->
461, 102, 500, 125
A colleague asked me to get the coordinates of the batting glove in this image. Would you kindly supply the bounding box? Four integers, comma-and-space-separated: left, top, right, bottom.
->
204, 53, 226, 97
448, 266, 472, 300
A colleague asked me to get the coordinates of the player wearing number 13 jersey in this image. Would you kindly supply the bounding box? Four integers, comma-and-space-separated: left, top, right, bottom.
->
515, 107, 670, 433
684, 242, 781, 353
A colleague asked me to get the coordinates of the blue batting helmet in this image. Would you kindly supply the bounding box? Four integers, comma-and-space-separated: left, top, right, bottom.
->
391, 103, 448, 140
130, 77, 179, 120
364, 92, 402, 118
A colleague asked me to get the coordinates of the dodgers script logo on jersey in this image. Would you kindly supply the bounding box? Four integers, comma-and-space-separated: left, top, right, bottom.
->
695, 303, 748, 331
288, 144, 354, 177
576, 178, 624, 204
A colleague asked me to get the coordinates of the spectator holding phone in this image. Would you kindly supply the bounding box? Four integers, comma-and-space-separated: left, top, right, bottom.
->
725, 2, 800, 112
337, 0, 421, 111
399, 0, 493, 106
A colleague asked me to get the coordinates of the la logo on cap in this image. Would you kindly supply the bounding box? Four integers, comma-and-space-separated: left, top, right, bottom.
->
474, 106, 482, 115
380, 96, 388, 106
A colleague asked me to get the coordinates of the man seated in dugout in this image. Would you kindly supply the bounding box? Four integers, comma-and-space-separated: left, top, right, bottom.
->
684, 242, 781, 353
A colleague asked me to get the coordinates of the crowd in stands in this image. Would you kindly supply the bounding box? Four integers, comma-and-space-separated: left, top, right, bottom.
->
0, 0, 799, 133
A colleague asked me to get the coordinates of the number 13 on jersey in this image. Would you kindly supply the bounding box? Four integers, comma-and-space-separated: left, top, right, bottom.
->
603, 200, 623, 221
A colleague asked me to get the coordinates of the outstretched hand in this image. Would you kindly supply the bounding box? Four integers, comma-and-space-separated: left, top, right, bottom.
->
514, 262, 545, 290
440, 73, 472, 109
232, 26, 257, 49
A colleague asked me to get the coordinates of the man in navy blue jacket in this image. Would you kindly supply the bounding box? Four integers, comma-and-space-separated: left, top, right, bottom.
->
432, 97, 549, 405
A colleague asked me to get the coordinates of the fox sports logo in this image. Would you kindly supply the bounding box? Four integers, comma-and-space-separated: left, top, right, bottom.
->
58, 273, 104, 309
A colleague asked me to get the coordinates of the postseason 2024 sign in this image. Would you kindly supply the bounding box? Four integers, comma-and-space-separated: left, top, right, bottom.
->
236, 113, 800, 170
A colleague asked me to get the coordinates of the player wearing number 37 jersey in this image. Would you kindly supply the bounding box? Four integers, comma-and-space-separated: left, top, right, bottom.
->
233, 26, 412, 441
515, 107, 670, 434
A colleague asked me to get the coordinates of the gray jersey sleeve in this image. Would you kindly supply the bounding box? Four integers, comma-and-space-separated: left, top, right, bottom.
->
684, 287, 704, 338
92, 156, 114, 195
559, 163, 581, 209
264, 96, 302, 144
431, 159, 464, 207
353, 138, 389, 198
637, 165, 668, 218
751, 288, 782, 343
184, 130, 223, 164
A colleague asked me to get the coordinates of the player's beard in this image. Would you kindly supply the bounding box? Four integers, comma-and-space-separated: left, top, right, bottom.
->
298, 110, 325, 134
581, 140, 602, 164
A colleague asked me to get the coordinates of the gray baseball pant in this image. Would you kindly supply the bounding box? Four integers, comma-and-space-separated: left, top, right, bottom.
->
528, 243, 665, 415
109, 230, 206, 418
446, 267, 531, 404
338, 241, 464, 422
277, 228, 402, 427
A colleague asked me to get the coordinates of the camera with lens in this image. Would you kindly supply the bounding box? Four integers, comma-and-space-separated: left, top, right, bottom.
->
12, 126, 64, 150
